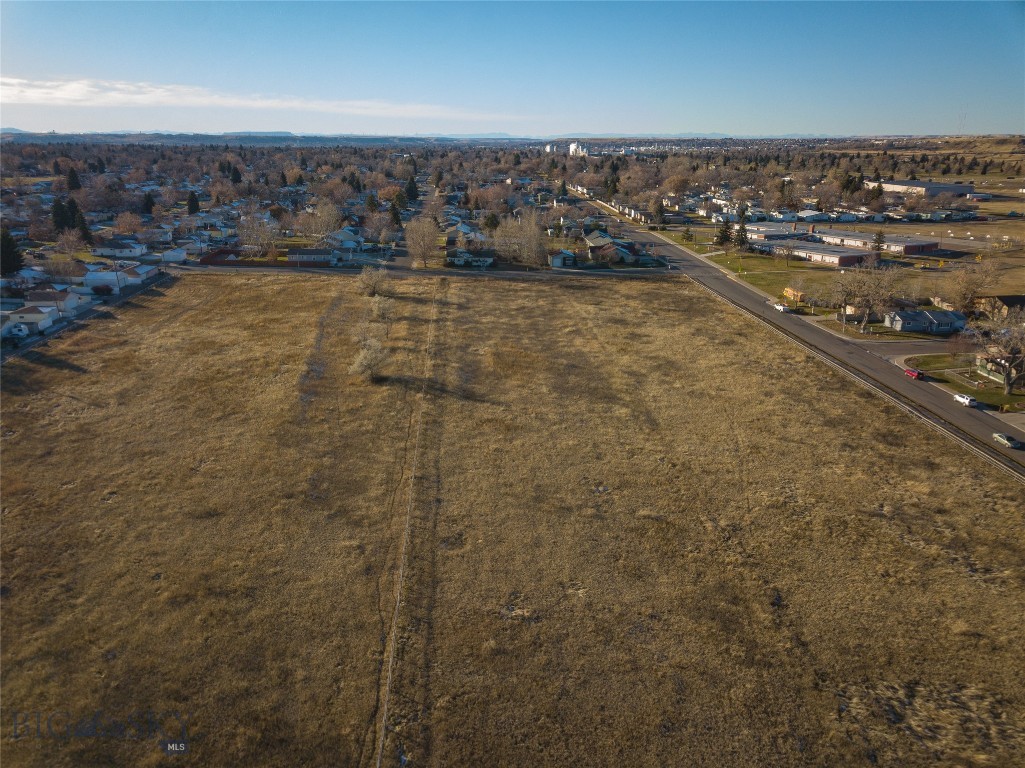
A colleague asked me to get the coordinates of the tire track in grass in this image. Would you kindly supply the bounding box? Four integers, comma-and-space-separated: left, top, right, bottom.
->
373, 278, 443, 768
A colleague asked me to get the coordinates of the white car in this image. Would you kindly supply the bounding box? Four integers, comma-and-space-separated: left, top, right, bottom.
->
954, 393, 977, 407
772, 303, 791, 313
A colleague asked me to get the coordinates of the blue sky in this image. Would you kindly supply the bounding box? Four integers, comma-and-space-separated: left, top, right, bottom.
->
2, 1, 1023, 136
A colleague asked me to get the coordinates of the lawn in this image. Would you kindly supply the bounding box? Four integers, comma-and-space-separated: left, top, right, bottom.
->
707, 252, 840, 299
2, 274, 1024, 767
904, 353, 1025, 409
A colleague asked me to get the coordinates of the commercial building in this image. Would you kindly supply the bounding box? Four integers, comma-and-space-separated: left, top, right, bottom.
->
812, 228, 939, 256
751, 240, 865, 267
863, 179, 974, 198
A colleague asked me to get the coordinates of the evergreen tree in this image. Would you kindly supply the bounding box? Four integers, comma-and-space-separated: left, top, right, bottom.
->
872, 230, 886, 254
187, 191, 200, 215
405, 176, 418, 203
75, 212, 93, 245
51, 199, 70, 232
141, 192, 156, 215
558, 179, 567, 197
66, 198, 81, 228
390, 201, 402, 228
733, 218, 748, 248
66, 167, 82, 191
295, 173, 304, 186
280, 171, 287, 187
365, 193, 379, 213
1, 227, 24, 276
230, 166, 242, 184
652, 198, 666, 226
733, 204, 749, 248
714, 217, 733, 246
52, 160, 62, 176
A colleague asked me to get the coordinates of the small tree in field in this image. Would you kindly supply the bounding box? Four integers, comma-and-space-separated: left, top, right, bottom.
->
357, 265, 388, 296
349, 337, 389, 383
371, 295, 394, 323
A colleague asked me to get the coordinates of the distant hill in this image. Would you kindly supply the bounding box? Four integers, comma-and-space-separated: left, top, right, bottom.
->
0, 127, 29, 133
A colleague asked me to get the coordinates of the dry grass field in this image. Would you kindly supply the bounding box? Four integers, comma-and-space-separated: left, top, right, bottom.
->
2, 273, 1024, 767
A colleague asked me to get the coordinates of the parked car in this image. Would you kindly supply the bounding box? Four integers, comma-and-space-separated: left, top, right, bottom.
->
772, 303, 791, 313
993, 433, 1022, 449
954, 393, 977, 407
904, 368, 925, 380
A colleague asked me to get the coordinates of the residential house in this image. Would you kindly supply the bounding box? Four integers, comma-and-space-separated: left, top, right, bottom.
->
974, 295, 1025, 319
82, 268, 127, 294
122, 265, 159, 285
286, 248, 336, 265
92, 239, 147, 259
549, 250, 578, 268
884, 309, 967, 334
25, 289, 88, 317
155, 247, 188, 263
4, 305, 58, 333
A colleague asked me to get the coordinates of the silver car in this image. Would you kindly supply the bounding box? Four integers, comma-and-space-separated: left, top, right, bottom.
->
993, 433, 1022, 449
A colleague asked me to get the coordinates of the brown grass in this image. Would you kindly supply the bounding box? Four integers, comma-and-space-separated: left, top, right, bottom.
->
2, 274, 1024, 767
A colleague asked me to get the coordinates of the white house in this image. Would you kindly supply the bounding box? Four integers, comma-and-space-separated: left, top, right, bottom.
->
5, 305, 58, 333
156, 247, 188, 263
82, 269, 127, 293
324, 227, 365, 251
797, 210, 830, 223
121, 265, 159, 285
24, 289, 87, 317
92, 239, 147, 259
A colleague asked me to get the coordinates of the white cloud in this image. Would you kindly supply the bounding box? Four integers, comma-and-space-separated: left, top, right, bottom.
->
0, 76, 519, 122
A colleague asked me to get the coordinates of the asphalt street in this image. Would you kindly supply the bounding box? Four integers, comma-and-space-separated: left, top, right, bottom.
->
611, 217, 1025, 478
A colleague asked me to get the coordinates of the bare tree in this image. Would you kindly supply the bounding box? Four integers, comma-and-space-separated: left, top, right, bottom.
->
115, 212, 142, 236
494, 212, 546, 268
349, 337, 389, 383
311, 202, 341, 236
970, 308, 1025, 395
352, 316, 385, 347
405, 216, 440, 268
945, 259, 998, 315
56, 229, 85, 255
237, 218, 277, 257
829, 271, 860, 332
773, 243, 795, 269
851, 267, 902, 334
356, 266, 388, 297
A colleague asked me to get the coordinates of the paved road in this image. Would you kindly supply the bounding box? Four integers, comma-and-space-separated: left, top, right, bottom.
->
590, 207, 1025, 478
